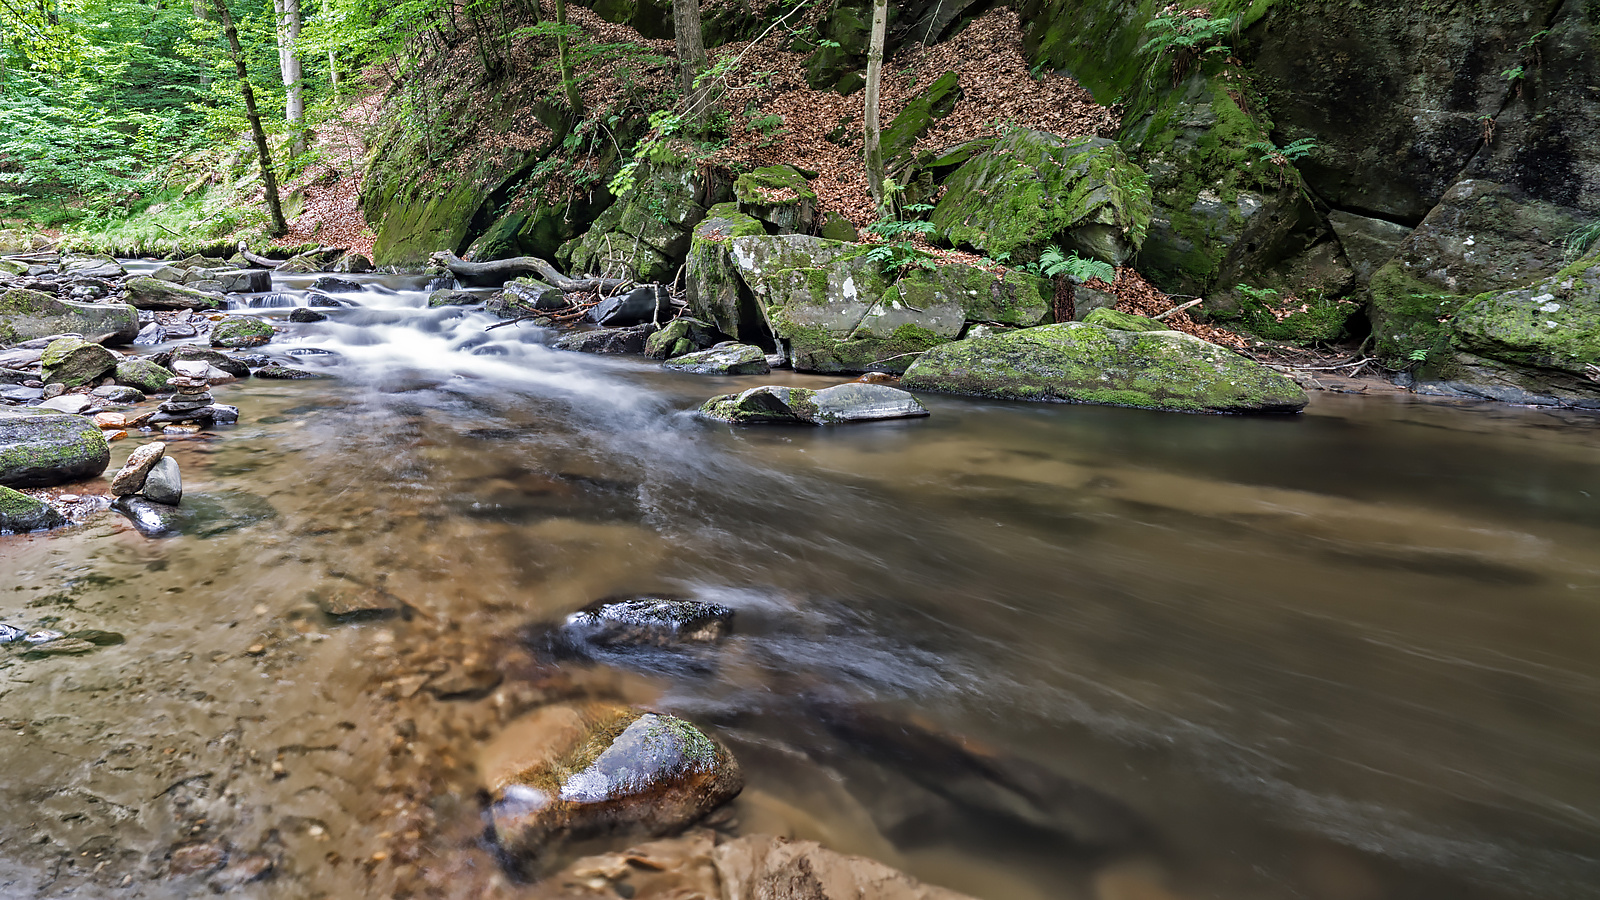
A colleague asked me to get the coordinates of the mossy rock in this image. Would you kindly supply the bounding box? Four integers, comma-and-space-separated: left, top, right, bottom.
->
0, 410, 112, 487
123, 276, 226, 311
881, 71, 961, 162
734, 165, 819, 234
1223, 289, 1359, 345
901, 322, 1307, 413
210, 317, 275, 348
115, 358, 175, 393
931, 130, 1151, 266
803, 0, 875, 91
1081, 308, 1166, 332
0, 485, 66, 534
41, 337, 117, 387
685, 204, 773, 346
644, 317, 729, 359
0, 288, 139, 347
1367, 262, 1467, 364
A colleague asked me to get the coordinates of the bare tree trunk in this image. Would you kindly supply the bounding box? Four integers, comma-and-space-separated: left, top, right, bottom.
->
274, 0, 306, 156
553, 0, 582, 116
214, 0, 288, 236
863, 0, 888, 210
323, 0, 339, 102
672, 0, 709, 125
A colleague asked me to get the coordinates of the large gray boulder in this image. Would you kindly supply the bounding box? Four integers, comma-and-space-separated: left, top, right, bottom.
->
730, 235, 1048, 373
684, 203, 771, 345
0, 288, 139, 347
0, 409, 112, 487
901, 323, 1308, 414
480, 703, 742, 867
124, 276, 225, 311
700, 382, 930, 424
663, 343, 769, 375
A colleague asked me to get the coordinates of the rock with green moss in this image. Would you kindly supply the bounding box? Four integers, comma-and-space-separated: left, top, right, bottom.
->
428, 289, 480, 308
41, 337, 116, 387
644, 317, 728, 359
664, 343, 770, 375
1223, 287, 1359, 345
115, 358, 175, 393
59, 255, 124, 279
0, 409, 112, 487
0, 288, 139, 347
124, 276, 225, 311
932, 130, 1151, 266
901, 323, 1307, 413
210, 317, 275, 348
1367, 262, 1468, 364
803, 0, 872, 90
564, 150, 722, 282
1081, 308, 1166, 332
882, 71, 961, 162
700, 382, 929, 424
734, 165, 818, 234
0, 485, 66, 534
480, 702, 742, 867
685, 203, 772, 345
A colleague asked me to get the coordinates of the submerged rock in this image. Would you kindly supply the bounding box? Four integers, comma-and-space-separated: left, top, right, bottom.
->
700, 382, 930, 425
0, 623, 24, 643
663, 342, 770, 375
0, 484, 66, 533
560, 597, 735, 649
481, 702, 742, 869
252, 363, 324, 380
901, 323, 1307, 414
111, 495, 177, 536
553, 324, 658, 355
0, 409, 111, 487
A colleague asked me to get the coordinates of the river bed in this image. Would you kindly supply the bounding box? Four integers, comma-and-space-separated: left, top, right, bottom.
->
2, 269, 1598, 899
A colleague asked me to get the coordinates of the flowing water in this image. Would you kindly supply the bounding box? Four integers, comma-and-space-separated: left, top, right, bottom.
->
2, 268, 1599, 899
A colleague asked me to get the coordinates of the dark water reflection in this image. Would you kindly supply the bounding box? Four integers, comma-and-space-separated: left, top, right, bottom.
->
5, 275, 1599, 899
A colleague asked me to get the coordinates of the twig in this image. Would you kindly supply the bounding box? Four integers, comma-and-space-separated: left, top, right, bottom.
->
1153, 298, 1203, 320
1263, 357, 1373, 372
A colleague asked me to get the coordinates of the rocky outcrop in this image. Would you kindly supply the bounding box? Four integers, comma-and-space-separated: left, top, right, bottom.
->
684, 203, 772, 346
559, 149, 727, 282
931, 130, 1152, 265
480, 703, 742, 868
729, 235, 1049, 373
700, 382, 931, 424
901, 322, 1307, 413
0, 288, 139, 347
0, 410, 112, 487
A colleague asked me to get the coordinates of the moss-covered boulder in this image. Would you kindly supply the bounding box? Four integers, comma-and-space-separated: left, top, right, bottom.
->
427, 289, 480, 308
0, 410, 112, 487
1081, 308, 1165, 332
685, 203, 772, 346
480, 702, 742, 867
932, 130, 1151, 266
562, 149, 723, 282
124, 276, 225, 311
733, 165, 818, 234
901, 323, 1307, 413
0, 485, 67, 533
210, 317, 275, 348
644, 317, 728, 359
0, 288, 139, 347
664, 342, 770, 375
59, 255, 125, 279
41, 337, 117, 387
700, 382, 930, 424
882, 70, 961, 162
115, 358, 175, 393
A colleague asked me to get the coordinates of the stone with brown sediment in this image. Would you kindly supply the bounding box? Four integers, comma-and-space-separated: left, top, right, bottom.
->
110, 441, 165, 496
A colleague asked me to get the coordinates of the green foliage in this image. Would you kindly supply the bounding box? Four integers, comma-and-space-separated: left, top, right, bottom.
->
1562, 222, 1600, 262
1228, 283, 1357, 345
1137, 10, 1236, 85
864, 200, 937, 276
1035, 247, 1114, 282
1408, 348, 1430, 362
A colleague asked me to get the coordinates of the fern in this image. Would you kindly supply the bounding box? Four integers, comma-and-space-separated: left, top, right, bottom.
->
1562, 221, 1600, 262
1036, 247, 1114, 283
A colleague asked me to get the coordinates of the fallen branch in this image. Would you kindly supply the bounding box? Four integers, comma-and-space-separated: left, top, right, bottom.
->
1262, 357, 1374, 372
431, 250, 631, 292
1153, 298, 1203, 320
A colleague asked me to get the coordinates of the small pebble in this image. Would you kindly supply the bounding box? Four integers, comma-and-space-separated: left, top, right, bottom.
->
58, 494, 79, 502
25, 630, 63, 644
246, 643, 266, 655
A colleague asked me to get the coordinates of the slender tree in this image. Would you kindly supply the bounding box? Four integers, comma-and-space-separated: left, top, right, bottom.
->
863, 0, 887, 209
322, 0, 339, 102
554, 0, 582, 116
212, 0, 288, 235
672, 0, 708, 126
273, 0, 306, 156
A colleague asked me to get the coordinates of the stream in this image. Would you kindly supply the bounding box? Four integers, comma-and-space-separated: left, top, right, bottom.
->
2, 265, 1599, 899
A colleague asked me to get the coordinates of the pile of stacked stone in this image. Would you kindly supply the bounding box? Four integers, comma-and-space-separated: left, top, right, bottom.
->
148, 361, 238, 425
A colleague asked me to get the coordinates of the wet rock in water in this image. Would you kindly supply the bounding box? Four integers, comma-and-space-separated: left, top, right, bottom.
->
20, 636, 97, 657
643, 317, 728, 360
23, 629, 62, 643
36, 394, 92, 415
212, 853, 274, 886
305, 291, 345, 308
699, 383, 930, 425
112, 495, 178, 536
1, 385, 43, 403
208, 404, 239, 425
171, 346, 249, 377
0, 623, 24, 643
143, 456, 182, 505
482, 702, 743, 870
664, 342, 771, 375
427, 288, 479, 308
115, 357, 174, 393
0, 409, 111, 486
40, 336, 116, 387
94, 383, 146, 403
169, 841, 228, 876
93, 412, 124, 429
553, 324, 658, 355
209, 316, 274, 348
426, 664, 503, 699
559, 598, 735, 650
0, 287, 139, 345
253, 363, 323, 379
901, 323, 1309, 414
288, 307, 327, 322
0, 484, 67, 533
589, 285, 672, 327
67, 629, 125, 646
123, 276, 225, 311
133, 321, 166, 344
317, 586, 404, 620
310, 275, 362, 293
110, 441, 165, 496
330, 252, 373, 274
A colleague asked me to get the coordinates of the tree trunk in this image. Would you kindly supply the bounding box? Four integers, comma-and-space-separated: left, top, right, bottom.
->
274, 0, 306, 156
214, 0, 288, 236
554, 0, 582, 116
673, 0, 709, 125
323, 0, 338, 102
863, 0, 888, 210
